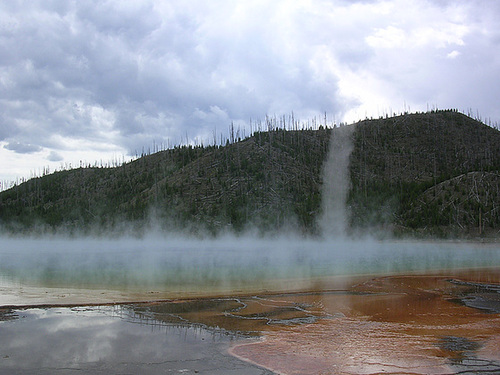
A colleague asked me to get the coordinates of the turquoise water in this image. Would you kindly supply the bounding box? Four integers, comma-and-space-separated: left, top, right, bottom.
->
0, 236, 499, 291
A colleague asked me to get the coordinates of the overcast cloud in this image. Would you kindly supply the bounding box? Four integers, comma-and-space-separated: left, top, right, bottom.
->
1, 0, 499, 183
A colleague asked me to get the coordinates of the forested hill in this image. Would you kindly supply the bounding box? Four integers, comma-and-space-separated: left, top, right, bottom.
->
1, 110, 499, 238
349, 111, 500, 237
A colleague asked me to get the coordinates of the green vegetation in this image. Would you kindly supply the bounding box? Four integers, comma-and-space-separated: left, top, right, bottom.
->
348, 110, 500, 238
0, 110, 499, 238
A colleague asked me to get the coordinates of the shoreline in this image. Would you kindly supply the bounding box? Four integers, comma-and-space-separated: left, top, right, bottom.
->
2, 269, 500, 374
2, 266, 499, 309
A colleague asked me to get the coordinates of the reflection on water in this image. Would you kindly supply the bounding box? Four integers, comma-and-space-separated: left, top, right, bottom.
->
0, 292, 356, 374
1, 274, 500, 375
0, 237, 499, 294
0, 305, 272, 375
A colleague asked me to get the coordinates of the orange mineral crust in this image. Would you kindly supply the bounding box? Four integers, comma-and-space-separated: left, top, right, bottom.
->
230, 272, 500, 375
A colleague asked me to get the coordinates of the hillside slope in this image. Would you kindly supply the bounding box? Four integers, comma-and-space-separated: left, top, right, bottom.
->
0, 129, 331, 235
1, 110, 499, 237
349, 110, 500, 236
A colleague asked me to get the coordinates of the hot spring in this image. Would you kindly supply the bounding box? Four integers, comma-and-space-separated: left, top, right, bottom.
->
1, 236, 499, 302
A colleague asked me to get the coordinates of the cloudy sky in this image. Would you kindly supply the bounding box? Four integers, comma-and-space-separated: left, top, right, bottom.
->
1, 0, 499, 184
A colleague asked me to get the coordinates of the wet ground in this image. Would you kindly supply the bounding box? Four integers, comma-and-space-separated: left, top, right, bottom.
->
1, 269, 499, 374
228, 270, 500, 374
0, 306, 274, 375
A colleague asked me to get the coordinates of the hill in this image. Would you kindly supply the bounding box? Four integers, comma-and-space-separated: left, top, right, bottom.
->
1, 110, 499, 238
0, 128, 331, 235
349, 110, 500, 237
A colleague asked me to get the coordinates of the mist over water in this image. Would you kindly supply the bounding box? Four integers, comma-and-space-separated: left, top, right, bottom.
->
1, 122, 500, 299
0, 235, 499, 296
319, 125, 354, 238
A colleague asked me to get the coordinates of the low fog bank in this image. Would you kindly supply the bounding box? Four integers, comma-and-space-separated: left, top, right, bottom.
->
1, 233, 499, 293
0, 207, 310, 240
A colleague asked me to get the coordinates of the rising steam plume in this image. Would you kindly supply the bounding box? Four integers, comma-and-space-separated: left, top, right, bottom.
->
319, 124, 355, 238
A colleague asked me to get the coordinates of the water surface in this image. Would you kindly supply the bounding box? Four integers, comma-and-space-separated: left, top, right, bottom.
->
1, 237, 498, 301
0, 305, 272, 374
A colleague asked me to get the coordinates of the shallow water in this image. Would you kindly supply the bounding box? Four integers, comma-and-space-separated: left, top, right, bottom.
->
0, 305, 272, 375
1, 237, 499, 299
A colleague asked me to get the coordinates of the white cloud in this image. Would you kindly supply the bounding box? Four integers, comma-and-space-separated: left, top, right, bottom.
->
0, 0, 499, 182
366, 26, 407, 49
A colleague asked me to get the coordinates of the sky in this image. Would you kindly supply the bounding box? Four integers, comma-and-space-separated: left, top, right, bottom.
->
1, 0, 499, 185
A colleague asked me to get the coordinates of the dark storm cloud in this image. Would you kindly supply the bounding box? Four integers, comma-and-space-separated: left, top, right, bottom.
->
4, 142, 42, 154
47, 151, 63, 162
1, 1, 348, 155
0, 0, 499, 181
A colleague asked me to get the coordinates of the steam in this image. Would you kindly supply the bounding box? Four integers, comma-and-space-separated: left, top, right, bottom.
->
319, 125, 355, 238
1, 236, 499, 296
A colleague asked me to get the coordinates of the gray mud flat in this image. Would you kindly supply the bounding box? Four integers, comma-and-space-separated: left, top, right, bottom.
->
0, 306, 274, 375
448, 279, 500, 313
439, 336, 500, 374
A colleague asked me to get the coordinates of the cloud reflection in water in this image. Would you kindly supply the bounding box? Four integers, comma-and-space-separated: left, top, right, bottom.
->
0, 306, 262, 374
